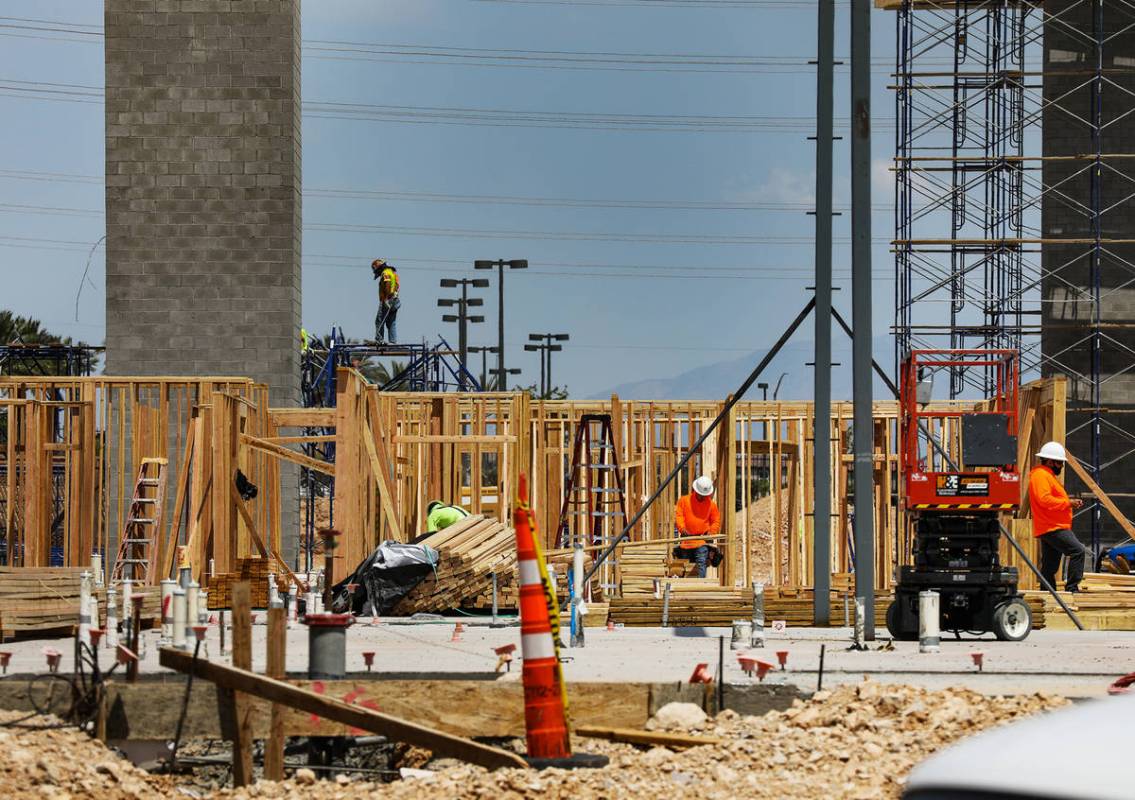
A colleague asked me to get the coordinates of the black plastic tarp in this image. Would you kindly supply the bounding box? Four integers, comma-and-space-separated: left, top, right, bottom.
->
330, 541, 439, 615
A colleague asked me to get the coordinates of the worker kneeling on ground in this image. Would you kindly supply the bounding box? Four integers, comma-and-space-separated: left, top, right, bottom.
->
426, 500, 469, 533
1028, 441, 1087, 593
674, 475, 721, 578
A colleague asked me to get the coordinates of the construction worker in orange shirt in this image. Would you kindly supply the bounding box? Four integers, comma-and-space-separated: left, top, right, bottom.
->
674, 475, 720, 578
1028, 441, 1087, 592
372, 258, 400, 344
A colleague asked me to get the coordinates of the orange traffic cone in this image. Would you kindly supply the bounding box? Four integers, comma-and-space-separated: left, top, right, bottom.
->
515, 474, 570, 760
514, 474, 606, 769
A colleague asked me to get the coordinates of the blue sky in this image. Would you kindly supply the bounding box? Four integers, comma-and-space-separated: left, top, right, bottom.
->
0, 0, 899, 398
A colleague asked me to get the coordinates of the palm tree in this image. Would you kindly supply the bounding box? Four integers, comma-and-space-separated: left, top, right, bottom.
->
0, 311, 64, 345
0, 310, 96, 376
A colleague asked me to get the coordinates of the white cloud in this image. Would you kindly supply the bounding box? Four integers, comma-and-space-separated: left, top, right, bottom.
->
746, 166, 817, 206
872, 157, 895, 202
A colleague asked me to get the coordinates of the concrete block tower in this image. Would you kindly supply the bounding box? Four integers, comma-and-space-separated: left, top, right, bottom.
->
104, 0, 301, 404
1042, 0, 1135, 549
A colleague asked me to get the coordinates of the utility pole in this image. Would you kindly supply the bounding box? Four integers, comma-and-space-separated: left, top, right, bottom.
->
812, 0, 836, 626
524, 332, 569, 398
474, 259, 528, 391
438, 277, 489, 389
850, 0, 875, 639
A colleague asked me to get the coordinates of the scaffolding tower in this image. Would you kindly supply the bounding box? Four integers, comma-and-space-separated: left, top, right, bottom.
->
892, 0, 1135, 554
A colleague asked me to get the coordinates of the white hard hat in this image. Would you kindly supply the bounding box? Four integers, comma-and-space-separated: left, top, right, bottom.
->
1036, 441, 1067, 462
692, 475, 714, 496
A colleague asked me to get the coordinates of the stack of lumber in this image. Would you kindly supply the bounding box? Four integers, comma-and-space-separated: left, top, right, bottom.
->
610, 586, 1046, 630
618, 542, 671, 595
463, 549, 582, 610
610, 580, 755, 626
0, 567, 106, 640
206, 558, 271, 609
392, 515, 518, 614
1031, 571, 1135, 630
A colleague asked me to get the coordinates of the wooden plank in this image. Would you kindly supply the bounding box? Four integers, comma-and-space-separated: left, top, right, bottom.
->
230, 582, 253, 787
268, 408, 336, 428
264, 605, 286, 782
259, 435, 336, 444
158, 649, 529, 769
241, 434, 336, 477
574, 725, 725, 749
362, 415, 404, 543
1066, 452, 1135, 543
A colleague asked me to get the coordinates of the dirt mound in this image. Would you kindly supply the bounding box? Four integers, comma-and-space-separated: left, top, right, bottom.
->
0, 710, 170, 799
737, 494, 788, 584
211, 680, 1066, 800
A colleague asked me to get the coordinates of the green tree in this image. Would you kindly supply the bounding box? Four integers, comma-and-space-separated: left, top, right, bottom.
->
0, 311, 97, 375
517, 383, 569, 400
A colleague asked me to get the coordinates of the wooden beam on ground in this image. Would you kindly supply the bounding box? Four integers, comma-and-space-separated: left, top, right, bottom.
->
158, 650, 529, 770
264, 605, 286, 781
241, 433, 336, 477
574, 725, 725, 749
229, 582, 254, 787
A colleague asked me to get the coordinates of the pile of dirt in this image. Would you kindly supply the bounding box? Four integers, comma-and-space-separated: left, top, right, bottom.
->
737, 494, 788, 585
0, 710, 171, 799
211, 680, 1067, 800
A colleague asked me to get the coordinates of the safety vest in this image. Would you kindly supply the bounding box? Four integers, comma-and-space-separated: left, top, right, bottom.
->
380, 268, 399, 301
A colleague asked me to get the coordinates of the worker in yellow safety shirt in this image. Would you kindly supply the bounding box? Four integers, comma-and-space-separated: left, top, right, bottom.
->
1028, 441, 1087, 592
674, 475, 721, 578
426, 500, 469, 533
372, 258, 400, 344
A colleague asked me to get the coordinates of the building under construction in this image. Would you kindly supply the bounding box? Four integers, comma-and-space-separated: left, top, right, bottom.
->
0, 0, 1132, 796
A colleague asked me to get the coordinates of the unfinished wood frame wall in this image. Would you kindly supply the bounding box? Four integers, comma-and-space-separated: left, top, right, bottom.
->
325, 373, 1066, 592
0, 377, 280, 585
2, 369, 1066, 595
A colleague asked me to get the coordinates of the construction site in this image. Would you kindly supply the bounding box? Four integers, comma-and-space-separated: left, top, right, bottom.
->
1, 1, 1134, 798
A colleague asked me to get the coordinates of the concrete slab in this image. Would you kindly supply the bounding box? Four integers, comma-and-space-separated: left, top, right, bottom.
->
0, 619, 1130, 698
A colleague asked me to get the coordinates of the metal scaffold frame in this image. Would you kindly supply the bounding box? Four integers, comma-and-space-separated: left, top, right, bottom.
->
0, 344, 101, 377
298, 327, 482, 569
892, 0, 1135, 553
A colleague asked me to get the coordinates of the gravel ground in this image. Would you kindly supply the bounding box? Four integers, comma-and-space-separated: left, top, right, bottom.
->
1, 680, 1069, 799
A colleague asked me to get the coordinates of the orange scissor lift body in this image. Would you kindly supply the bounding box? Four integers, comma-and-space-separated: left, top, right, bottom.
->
888, 349, 1033, 642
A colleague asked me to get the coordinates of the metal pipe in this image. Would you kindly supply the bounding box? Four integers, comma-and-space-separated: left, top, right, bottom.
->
582, 298, 817, 587
812, 0, 836, 627
850, 0, 875, 640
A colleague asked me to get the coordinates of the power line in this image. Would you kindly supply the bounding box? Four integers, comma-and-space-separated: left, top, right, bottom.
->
0, 169, 896, 212
0, 77, 897, 133
306, 220, 879, 244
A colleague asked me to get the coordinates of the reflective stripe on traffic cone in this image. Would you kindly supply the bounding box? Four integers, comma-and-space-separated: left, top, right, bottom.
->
515, 473, 571, 761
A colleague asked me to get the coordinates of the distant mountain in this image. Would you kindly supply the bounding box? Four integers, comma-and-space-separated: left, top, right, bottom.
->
592, 336, 895, 401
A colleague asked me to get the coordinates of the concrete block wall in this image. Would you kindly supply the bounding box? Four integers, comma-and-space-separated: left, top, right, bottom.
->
104, 0, 302, 558
104, 0, 301, 402
1042, 0, 1135, 549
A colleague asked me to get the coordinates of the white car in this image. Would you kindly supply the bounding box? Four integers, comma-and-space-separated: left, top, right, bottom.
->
904, 692, 1131, 800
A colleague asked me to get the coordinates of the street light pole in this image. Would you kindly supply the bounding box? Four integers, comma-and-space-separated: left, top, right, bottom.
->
475, 259, 528, 393
438, 277, 489, 389
525, 332, 569, 398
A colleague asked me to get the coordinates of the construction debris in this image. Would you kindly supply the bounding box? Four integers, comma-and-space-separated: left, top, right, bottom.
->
0, 709, 170, 799
199, 680, 1067, 799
